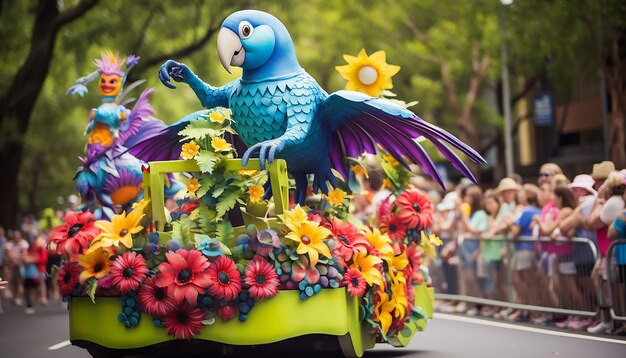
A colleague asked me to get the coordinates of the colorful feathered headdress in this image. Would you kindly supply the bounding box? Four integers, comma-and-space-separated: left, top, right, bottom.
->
66, 51, 140, 97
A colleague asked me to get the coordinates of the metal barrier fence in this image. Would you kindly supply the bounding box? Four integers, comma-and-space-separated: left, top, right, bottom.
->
606, 239, 626, 322
433, 235, 603, 318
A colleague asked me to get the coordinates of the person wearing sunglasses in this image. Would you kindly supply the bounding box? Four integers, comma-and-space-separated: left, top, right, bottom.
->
537, 163, 563, 186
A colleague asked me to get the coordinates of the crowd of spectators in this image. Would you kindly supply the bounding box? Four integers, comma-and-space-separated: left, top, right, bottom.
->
353, 159, 625, 336
424, 161, 626, 335
0, 208, 64, 314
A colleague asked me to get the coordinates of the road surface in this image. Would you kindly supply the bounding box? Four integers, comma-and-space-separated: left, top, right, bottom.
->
1, 301, 624, 357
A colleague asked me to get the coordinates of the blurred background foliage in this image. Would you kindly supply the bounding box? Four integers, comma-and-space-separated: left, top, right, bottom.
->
0, 0, 623, 224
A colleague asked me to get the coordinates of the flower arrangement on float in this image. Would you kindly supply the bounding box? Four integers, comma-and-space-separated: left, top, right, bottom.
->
49, 106, 440, 342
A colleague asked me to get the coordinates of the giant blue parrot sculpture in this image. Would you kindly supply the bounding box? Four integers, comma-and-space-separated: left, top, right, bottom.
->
130, 10, 486, 204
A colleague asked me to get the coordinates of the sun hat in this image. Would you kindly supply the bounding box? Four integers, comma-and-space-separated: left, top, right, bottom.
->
591, 161, 615, 180
436, 191, 458, 211
495, 177, 521, 193
567, 174, 597, 196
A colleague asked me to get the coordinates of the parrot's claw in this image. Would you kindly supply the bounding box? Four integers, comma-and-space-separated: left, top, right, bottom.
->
241, 139, 285, 170
159, 60, 190, 89
312, 166, 336, 196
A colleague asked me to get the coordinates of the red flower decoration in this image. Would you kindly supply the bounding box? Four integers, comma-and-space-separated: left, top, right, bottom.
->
342, 268, 367, 297
57, 262, 81, 296
163, 303, 205, 340
307, 211, 323, 223
50, 211, 100, 261
379, 214, 407, 241
138, 276, 177, 317
328, 219, 370, 264
395, 189, 433, 230
110, 251, 149, 294
156, 249, 211, 304
377, 196, 393, 219
244, 258, 279, 300
207, 256, 241, 301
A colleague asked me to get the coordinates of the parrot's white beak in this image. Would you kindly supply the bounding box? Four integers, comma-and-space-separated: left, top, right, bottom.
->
217, 28, 245, 74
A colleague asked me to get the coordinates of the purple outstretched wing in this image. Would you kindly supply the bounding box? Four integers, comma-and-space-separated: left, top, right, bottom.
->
116, 88, 162, 148
322, 90, 486, 188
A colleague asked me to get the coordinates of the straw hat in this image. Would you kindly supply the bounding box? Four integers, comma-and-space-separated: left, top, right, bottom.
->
495, 177, 521, 193
568, 174, 597, 196
591, 161, 615, 180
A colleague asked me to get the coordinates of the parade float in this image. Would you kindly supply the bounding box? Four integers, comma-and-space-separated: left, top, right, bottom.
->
51, 10, 485, 357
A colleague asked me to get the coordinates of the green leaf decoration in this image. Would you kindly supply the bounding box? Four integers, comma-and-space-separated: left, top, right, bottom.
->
178, 118, 217, 141
215, 188, 242, 221
86, 278, 98, 304
211, 183, 227, 199
195, 175, 216, 199
196, 150, 219, 174
171, 218, 194, 246
215, 220, 234, 245
197, 205, 218, 233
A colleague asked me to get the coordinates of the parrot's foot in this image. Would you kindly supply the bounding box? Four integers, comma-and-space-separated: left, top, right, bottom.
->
241, 139, 286, 170
312, 166, 336, 196
294, 173, 309, 205
159, 60, 191, 89
262, 175, 273, 200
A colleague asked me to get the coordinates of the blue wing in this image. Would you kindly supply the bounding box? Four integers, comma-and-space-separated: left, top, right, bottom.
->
322, 90, 486, 188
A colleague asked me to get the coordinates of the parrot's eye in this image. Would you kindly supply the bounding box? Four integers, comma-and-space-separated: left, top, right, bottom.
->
238, 21, 253, 39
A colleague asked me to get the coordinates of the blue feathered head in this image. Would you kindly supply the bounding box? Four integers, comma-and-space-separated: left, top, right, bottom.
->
217, 10, 301, 82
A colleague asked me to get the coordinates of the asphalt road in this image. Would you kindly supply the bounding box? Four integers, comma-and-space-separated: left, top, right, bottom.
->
1, 301, 625, 358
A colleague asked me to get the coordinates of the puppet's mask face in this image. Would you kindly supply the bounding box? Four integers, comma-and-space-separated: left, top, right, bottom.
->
98, 74, 122, 96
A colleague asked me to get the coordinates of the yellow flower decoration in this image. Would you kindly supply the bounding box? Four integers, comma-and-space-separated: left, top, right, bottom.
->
180, 141, 200, 160
284, 221, 332, 266
78, 249, 111, 284
382, 153, 400, 167
187, 177, 200, 194
248, 185, 264, 203
374, 290, 395, 335
209, 111, 225, 124
282, 204, 308, 227
326, 187, 347, 206
335, 49, 400, 97
132, 198, 150, 210
211, 137, 232, 152
349, 249, 383, 287
351, 163, 369, 179
391, 282, 408, 319
389, 251, 409, 284
381, 178, 392, 190
88, 203, 146, 253
239, 169, 258, 176
364, 228, 394, 265
421, 230, 442, 247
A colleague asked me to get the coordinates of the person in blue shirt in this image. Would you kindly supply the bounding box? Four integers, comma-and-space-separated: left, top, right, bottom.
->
507, 184, 542, 321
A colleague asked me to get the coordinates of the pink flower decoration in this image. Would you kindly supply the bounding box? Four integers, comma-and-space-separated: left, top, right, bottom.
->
138, 276, 177, 317
50, 211, 100, 261
163, 303, 205, 340
207, 256, 241, 301
244, 258, 279, 300
156, 249, 212, 304
110, 251, 149, 294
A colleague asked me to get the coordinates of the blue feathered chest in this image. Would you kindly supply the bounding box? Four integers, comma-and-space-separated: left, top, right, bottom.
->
228, 71, 330, 173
